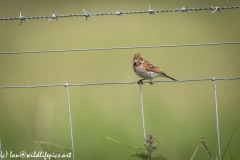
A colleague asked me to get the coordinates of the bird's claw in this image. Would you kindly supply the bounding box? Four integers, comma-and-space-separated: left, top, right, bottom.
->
149, 80, 154, 85
138, 80, 144, 85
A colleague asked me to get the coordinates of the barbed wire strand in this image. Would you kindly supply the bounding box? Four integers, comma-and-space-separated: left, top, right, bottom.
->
139, 84, 146, 147
0, 5, 240, 21
0, 78, 239, 89
65, 83, 75, 160
213, 78, 222, 160
0, 42, 240, 55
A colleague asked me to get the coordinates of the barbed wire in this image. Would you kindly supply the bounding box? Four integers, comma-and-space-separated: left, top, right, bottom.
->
0, 4, 240, 24
0, 42, 240, 55
0, 77, 239, 89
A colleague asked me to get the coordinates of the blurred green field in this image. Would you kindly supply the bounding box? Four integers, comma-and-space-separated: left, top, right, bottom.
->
0, 0, 240, 160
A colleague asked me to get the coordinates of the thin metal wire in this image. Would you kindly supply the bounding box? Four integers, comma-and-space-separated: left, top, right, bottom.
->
0, 6, 239, 21
65, 83, 75, 160
0, 139, 2, 160
213, 78, 221, 160
139, 84, 146, 146
0, 42, 240, 55
0, 77, 239, 89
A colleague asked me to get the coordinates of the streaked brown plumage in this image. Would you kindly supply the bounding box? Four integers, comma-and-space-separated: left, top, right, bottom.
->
132, 53, 176, 84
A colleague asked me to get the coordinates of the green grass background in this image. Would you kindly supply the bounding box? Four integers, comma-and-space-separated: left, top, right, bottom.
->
0, 0, 240, 159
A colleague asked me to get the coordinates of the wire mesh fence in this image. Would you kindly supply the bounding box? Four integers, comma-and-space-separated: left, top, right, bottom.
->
0, 77, 240, 160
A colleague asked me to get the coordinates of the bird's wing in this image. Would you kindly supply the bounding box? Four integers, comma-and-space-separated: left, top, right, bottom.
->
142, 60, 166, 75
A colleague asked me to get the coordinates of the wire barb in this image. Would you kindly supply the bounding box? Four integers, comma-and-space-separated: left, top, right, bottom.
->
83, 9, 90, 20
116, 10, 126, 16
211, 5, 223, 14
147, 5, 158, 18
48, 11, 59, 22
181, 3, 191, 13
19, 12, 29, 25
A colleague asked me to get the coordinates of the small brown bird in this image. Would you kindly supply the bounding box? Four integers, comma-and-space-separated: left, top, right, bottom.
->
132, 53, 177, 85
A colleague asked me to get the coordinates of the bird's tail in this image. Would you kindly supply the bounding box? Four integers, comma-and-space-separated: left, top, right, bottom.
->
165, 75, 177, 81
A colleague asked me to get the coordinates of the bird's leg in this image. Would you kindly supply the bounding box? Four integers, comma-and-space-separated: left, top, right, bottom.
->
149, 79, 154, 85
138, 79, 145, 85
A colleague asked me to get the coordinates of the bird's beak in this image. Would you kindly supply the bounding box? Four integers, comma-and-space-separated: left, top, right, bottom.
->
133, 59, 138, 63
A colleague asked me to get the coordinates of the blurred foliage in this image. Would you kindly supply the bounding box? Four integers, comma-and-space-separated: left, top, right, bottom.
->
0, 0, 240, 160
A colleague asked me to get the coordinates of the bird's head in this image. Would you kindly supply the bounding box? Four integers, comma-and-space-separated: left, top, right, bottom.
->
133, 53, 143, 66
